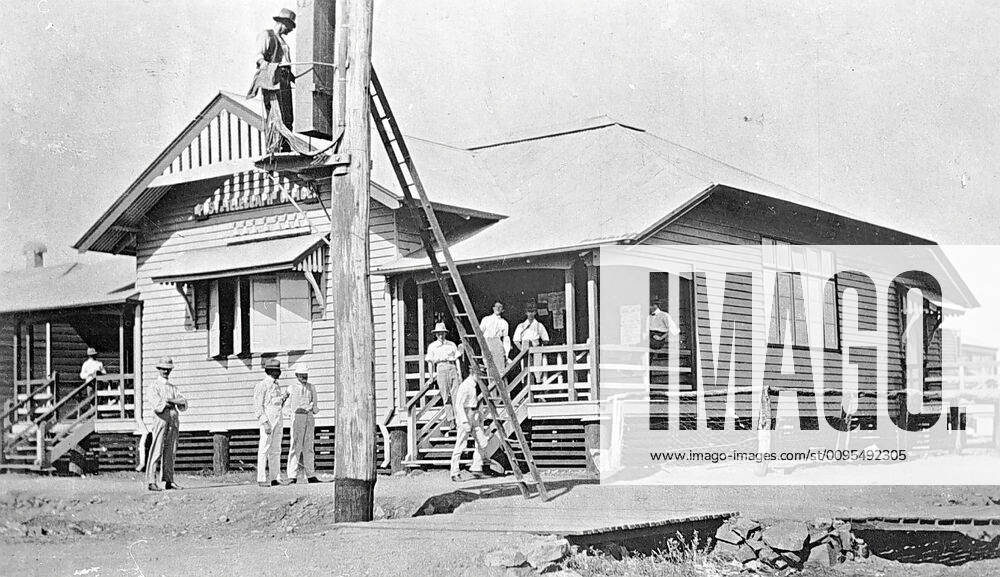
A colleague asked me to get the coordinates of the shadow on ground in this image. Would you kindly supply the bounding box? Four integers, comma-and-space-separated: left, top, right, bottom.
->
858, 529, 1000, 567
412, 477, 598, 516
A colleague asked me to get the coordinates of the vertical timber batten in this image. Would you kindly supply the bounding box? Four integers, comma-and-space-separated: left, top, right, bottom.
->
330, 0, 376, 522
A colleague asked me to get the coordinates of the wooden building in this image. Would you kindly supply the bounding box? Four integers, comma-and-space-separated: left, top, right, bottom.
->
12, 96, 971, 474
0, 253, 138, 471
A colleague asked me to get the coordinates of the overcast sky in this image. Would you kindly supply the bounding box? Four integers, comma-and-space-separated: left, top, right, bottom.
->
1, 1, 997, 341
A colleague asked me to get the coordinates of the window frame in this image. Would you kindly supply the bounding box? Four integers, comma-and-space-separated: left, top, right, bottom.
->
761, 236, 842, 353
206, 272, 315, 358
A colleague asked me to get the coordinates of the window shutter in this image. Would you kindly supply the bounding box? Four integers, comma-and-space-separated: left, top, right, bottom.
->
208, 280, 221, 357
251, 277, 279, 351
278, 275, 312, 350
233, 279, 244, 355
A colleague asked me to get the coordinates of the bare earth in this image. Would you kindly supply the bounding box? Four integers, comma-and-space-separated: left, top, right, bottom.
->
1, 470, 999, 576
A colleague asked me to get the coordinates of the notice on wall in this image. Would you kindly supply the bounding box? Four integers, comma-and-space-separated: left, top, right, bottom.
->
619, 304, 643, 345
552, 309, 564, 330
537, 291, 565, 316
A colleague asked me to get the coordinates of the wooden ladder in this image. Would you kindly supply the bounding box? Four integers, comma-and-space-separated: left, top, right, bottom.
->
368, 68, 549, 501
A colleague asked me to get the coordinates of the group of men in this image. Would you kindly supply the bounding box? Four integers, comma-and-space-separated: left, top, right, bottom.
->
128, 354, 320, 491
427, 300, 552, 482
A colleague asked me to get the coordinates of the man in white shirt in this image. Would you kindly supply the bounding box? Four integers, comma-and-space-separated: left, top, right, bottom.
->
450, 372, 491, 482
146, 357, 187, 491
425, 322, 462, 427
253, 358, 289, 487
513, 306, 550, 351
648, 297, 681, 386
79, 347, 106, 383
648, 297, 680, 349
285, 366, 321, 484
478, 301, 510, 373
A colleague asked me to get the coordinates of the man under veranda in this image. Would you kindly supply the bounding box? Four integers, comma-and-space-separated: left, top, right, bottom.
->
479, 301, 511, 373
79, 347, 106, 384
426, 321, 462, 428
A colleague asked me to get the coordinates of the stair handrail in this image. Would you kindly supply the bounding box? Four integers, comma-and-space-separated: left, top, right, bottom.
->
1, 373, 58, 424
2, 380, 96, 451
405, 347, 530, 411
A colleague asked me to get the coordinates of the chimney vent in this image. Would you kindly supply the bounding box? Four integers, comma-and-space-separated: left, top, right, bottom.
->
21, 241, 47, 269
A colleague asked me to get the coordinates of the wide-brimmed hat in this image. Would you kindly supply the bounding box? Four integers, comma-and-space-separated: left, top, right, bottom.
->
263, 358, 282, 371
431, 322, 449, 334
273, 8, 296, 29
86, 347, 98, 356
294, 365, 309, 376
156, 357, 174, 370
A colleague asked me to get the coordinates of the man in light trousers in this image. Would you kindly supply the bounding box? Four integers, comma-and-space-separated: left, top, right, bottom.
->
146, 357, 187, 491
479, 301, 511, 373
253, 358, 288, 487
450, 371, 491, 482
286, 366, 321, 484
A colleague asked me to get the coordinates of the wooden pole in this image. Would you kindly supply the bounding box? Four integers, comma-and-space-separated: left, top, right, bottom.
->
330, 0, 376, 522
564, 267, 577, 401
133, 302, 143, 424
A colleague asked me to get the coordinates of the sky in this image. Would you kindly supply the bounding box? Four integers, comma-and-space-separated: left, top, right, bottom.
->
0, 1, 997, 341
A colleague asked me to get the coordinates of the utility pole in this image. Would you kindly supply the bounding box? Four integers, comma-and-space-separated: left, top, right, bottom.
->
329, 0, 376, 522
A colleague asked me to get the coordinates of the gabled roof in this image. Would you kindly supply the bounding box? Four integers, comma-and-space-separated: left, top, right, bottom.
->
74, 92, 279, 255
76, 91, 506, 255
376, 120, 925, 273
0, 259, 136, 314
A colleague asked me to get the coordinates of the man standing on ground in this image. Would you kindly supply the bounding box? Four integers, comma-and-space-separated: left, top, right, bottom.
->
79, 347, 106, 384
285, 366, 321, 484
450, 366, 491, 482
146, 357, 187, 491
253, 358, 288, 487
479, 301, 511, 373
425, 321, 462, 428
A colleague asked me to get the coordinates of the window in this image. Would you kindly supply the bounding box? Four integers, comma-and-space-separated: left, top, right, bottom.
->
208, 273, 313, 356
762, 237, 839, 350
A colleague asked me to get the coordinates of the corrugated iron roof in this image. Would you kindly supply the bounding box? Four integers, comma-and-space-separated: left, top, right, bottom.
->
0, 259, 136, 314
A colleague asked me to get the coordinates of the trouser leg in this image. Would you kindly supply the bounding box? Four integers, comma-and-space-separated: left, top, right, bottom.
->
146, 421, 165, 485
269, 418, 285, 481
287, 414, 305, 479
161, 413, 179, 484
302, 414, 315, 476
257, 424, 271, 483
470, 426, 490, 473
450, 425, 470, 476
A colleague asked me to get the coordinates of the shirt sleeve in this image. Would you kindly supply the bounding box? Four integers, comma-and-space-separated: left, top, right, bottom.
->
311, 385, 319, 414
256, 30, 270, 66
252, 381, 266, 423
513, 322, 525, 343
152, 385, 169, 414
538, 322, 550, 342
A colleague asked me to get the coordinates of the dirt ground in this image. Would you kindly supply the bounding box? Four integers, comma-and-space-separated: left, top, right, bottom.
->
1, 470, 999, 576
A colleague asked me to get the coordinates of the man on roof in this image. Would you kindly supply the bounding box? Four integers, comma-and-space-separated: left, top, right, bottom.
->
247, 8, 311, 155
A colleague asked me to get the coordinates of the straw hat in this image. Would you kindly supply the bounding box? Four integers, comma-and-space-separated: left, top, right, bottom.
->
294, 365, 309, 376
263, 358, 282, 370
156, 357, 174, 370
86, 347, 98, 356
431, 322, 449, 334
273, 8, 296, 29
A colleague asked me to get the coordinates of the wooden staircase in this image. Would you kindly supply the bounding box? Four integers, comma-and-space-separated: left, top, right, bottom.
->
370, 68, 548, 499
1, 373, 98, 472
403, 348, 534, 469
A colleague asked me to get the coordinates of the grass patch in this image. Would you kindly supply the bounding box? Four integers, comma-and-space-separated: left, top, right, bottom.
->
562, 533, 744, 577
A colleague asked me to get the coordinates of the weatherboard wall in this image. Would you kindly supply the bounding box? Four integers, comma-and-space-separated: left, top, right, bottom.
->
135, 174, 401, 432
